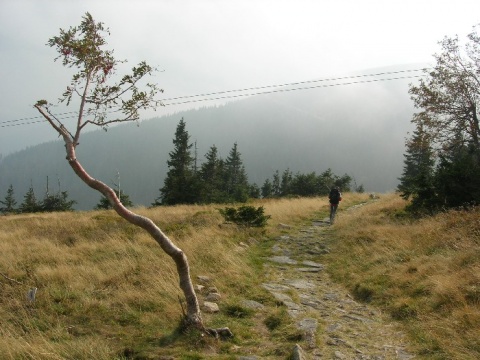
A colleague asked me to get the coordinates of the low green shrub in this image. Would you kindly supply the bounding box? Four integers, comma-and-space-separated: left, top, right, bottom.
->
218, 205, 271, 227
352, 283, 374, 302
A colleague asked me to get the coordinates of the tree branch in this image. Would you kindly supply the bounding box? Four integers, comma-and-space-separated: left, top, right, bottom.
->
0, 272, 23, 285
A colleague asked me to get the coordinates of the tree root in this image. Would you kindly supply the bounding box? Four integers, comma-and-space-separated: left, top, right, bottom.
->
180, 317, 234, 339
178, 297, 234, 339
205, 327, 234, 339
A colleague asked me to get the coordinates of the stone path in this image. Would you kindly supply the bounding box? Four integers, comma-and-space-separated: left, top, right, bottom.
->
260, 217, 416, 359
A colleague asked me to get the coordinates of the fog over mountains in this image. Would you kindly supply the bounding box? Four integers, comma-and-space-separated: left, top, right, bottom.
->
0, 67, 418, 210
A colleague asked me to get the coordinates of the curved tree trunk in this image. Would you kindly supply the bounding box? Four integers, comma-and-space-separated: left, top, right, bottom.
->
32, 11, 226, 333
56, 125, 203, 328
34, 105, 235, 338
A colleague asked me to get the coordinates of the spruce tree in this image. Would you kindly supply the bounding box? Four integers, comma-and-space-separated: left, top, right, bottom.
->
38, 177, 76, 212
96, 189, 133, 209
397, 123, 436, 211
290, 172, 318, 196
280, 169, 293, 196
224, 142, 249, 202
434, 144, 480, 208
261, 178, 273, 198
198, 145, 225, 203
0, 184, 17, 214
155, 118, 197, 205
41, 191, 76, 212
334, 174, 352, 192
249, 183, 261, 199
20, 186, 39, 213
272, 170, 281, 197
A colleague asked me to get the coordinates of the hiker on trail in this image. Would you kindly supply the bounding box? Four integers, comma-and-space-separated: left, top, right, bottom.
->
328, 186, 342, 224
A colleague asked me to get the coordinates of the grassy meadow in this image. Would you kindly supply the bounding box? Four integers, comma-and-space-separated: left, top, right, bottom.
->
328, 194, 480, 359
0, 195, 343, 359
1, 193, 479, 359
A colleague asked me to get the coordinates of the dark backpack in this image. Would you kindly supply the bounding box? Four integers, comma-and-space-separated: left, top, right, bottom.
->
329, 188, 340, 203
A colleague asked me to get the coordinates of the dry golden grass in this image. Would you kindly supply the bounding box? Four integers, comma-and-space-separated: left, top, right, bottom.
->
0, 196, 350, 359
328, 193, 480, 359
6, 193, 476, 359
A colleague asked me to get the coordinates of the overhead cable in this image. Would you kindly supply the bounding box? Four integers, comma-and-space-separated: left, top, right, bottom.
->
1, 68, 426, 128
163, 74, 423, 106
159, 68, 426, 102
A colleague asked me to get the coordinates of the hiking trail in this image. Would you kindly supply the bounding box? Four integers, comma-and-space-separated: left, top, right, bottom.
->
258, 208, 416, 359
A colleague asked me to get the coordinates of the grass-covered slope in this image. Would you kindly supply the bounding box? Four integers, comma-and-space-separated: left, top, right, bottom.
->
1, 193, 478, 359
0, 197, 336, 359
326, 194, 480, 359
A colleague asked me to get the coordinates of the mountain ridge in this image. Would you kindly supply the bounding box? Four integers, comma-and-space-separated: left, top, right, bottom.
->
0, 68, 417, 209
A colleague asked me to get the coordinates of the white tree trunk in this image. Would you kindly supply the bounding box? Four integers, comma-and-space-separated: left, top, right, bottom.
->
63, 136, 203, 327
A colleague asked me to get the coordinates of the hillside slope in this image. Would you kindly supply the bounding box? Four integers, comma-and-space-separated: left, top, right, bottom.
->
0, 69, 416, 209
1, 194, 478, 358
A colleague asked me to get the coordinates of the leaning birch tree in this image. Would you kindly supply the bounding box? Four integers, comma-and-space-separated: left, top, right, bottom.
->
34, 12, 209, 332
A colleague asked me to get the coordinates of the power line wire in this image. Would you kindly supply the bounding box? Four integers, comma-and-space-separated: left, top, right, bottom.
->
1, 120, 44, 128
1, 68, 426, 128
0, 114, 79, 128
163, 74, 422, 106
1, 111, 78, 125
159, 68, 426, 102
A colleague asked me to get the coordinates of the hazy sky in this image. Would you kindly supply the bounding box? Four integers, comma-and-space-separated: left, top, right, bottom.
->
1, 0, 480, 156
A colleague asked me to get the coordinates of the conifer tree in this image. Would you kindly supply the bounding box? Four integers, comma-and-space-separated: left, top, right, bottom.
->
224, 142, 249, 202
334, 174, 352, 192
41, 191, 77, 212
317, 169, 336, 193
434, 144, 480, 208
198, 145, 225, 203
280, 169, 293, 196
249, 183, 261, 199
96, 189, 133, 209
272, 170, 281, 197
397, 123, 436, 210
20, 186, 39, 213
155, 118, 197, 205
0, 184, 17, 214
39, 177, 76, 212
290, 172, 318, 196
261, 178, 273, 198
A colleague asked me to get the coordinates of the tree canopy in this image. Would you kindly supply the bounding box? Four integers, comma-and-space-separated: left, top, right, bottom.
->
35, 12, 162, 143
400, 24, 480, 211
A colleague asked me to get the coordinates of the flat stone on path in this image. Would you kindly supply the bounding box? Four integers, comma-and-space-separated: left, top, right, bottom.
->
296, 267, 323, 272
262, 283, 291, 292
297, 317, 318, 332
285, 279, 315, 290
270, 292, 301, 310
302, 260, 324, 268
241, 299, 265, 310
268, 255, 297, 265
202, 301, 219, 313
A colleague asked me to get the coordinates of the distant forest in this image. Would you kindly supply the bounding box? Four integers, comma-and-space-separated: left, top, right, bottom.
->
0, 66, 416, 210
0, 118, 357, 214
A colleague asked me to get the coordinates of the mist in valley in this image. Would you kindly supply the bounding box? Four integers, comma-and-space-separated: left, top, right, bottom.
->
0, 68, 417, 210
